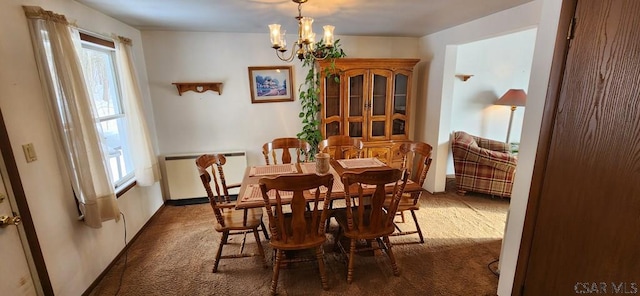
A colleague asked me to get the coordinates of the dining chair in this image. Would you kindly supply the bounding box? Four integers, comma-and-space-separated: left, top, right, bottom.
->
262, 137, 312, 165
333, 168, 409, 284
385, 141, 433, 244
196, 154, 268, 273
317, 135, 364, 160
259, 173, 334, 295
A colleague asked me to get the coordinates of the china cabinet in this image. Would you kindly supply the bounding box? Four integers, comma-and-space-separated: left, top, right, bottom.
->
317, 58, 419, 166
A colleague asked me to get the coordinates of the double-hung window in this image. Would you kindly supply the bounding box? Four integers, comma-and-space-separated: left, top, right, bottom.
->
78, 33, 134, 188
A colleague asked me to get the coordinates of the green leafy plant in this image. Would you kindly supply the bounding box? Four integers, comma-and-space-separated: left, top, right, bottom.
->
297, 39, 346, 157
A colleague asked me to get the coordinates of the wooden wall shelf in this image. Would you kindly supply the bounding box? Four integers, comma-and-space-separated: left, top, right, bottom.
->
172, 82, 223, 96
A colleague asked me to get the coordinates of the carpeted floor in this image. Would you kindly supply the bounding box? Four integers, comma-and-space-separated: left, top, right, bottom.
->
89, 179, 509, 296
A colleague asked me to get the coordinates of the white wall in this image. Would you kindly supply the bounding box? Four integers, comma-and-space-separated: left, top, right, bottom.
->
141, 32, 419, 166
497, 0, 563, 294
446, 28, 537, 174
416, 1, 565, 295
417, 1, 541, 193
0, 0, 163, 295
453, 28, 537, 142
415, 0, 564, 294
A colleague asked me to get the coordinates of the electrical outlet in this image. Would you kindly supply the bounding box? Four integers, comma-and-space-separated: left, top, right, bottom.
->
22, 143, 37, 163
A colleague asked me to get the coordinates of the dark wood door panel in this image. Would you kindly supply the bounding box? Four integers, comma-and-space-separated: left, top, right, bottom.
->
523, 0, 640, 294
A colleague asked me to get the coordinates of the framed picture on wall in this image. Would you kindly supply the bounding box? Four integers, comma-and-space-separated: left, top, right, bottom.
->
248, 66, 294, 103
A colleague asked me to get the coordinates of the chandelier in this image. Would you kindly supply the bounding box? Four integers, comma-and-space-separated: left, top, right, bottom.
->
268, 0, 335, 62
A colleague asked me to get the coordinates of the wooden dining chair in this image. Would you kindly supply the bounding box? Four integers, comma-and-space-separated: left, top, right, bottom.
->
258, 173, 334, 295
385, 141, 433, 244
196, 154, 268, 273
333, 168, 409, 284
317, 135, 364, 160
262, 137, 312, 165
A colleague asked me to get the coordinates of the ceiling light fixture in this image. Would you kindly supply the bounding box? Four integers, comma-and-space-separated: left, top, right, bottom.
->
268, 0, 335, 62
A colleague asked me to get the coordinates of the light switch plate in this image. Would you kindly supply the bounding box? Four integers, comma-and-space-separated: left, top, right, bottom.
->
22, 143, 37, 163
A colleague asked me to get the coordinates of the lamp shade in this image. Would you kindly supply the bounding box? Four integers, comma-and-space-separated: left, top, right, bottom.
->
495, 89, 527, 107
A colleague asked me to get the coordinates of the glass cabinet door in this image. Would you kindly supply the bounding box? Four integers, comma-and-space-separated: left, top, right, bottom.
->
318, 59, 416, 145
368, 69, 393, 141
344, 69, 367, 139
323, 73, 342, 137
391, 70, 411, 139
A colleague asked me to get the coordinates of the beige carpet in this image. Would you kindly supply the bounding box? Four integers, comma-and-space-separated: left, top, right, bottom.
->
89, 179, 509, 296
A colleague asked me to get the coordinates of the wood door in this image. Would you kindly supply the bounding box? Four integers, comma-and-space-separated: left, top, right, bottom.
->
520, 1, 640, 294
0, 160, 37, 295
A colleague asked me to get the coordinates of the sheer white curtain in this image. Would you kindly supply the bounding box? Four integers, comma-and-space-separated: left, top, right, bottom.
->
115, 36, 160, 186
23, 6, 120, 228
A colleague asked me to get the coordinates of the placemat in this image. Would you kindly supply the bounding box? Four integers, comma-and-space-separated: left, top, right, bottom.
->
301, 163, 345, 193
240, 184, 294, 202
337, 157, 386, 169
249, 163, 297, 177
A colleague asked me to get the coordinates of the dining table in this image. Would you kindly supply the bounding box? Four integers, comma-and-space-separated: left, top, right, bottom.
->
235, 157, 425, 209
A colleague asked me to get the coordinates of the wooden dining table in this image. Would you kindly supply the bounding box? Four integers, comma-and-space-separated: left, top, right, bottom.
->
235, 158, 425, 209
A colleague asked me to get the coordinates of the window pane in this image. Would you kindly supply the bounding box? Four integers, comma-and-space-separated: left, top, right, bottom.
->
100, 117, 134, 186
80, 46, 122, 118
80, 42, 134, 187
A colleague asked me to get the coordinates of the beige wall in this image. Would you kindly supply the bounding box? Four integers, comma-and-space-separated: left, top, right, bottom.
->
497, 0, 563, 294
0, 0, 162, 295
141, 32, 419, 166
417, 1, 542, 193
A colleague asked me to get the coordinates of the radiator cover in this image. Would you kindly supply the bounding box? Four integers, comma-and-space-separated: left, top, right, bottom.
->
160, 151, 246, 200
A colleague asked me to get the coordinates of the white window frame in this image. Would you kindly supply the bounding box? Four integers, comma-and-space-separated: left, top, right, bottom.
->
78, 32, 135, 189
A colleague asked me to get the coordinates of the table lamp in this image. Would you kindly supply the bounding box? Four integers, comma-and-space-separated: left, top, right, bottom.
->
495, 89, 527, 143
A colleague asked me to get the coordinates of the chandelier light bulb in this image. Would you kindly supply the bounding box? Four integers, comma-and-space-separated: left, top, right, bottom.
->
269, 24, 282, 48
300, 17, 314, 43
323, 25, 335, 47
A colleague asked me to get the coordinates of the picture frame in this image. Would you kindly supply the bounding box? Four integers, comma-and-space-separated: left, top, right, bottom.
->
248, 66, 294, 103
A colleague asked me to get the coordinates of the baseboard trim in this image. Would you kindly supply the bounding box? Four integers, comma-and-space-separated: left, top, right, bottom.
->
164, 195, 237, 206
164, 197, 209, 206
82, 204, 167, 296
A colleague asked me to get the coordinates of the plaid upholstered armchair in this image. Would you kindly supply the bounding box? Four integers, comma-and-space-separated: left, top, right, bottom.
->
451, 131, 517, 198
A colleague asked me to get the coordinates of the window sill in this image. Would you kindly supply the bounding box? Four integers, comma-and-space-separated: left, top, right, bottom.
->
115, 179, 137, 198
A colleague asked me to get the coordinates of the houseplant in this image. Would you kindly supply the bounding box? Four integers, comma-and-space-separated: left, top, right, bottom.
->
297, 39, 346, 156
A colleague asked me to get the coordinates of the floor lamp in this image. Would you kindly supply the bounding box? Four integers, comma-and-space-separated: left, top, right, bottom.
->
495, 89, 527, 143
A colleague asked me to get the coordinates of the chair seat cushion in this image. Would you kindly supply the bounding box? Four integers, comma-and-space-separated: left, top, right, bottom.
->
333, 208, 395, 240
214, 208, 263, 232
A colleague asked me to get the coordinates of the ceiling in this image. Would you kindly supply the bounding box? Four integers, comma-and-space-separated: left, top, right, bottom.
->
75, 0, 533, 37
